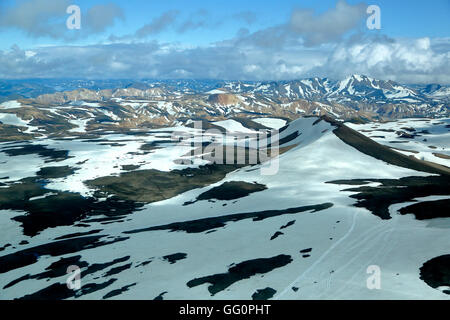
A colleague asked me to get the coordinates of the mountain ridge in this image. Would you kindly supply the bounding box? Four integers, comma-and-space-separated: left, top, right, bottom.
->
0, 75, 448, 141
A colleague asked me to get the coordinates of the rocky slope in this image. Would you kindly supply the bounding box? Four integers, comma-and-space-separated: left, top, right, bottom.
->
0, 76, 448, 141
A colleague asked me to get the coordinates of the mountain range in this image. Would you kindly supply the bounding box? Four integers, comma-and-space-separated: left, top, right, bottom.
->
0, 75, 448, 141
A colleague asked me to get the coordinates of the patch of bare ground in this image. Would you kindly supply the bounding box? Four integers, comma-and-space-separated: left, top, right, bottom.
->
86, 164, 243, 203
0, 125, 34, 142
327, 175, 450, 220
186, 255, 292, 296
420, 255, 450, 295
124, 203, 333, 234
433, 153, 450, 160
389, 147, 420, 154
183, 181, 267, 205
399, 199, 450, 220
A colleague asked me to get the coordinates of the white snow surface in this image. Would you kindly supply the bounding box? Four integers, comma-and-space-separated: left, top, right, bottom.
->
252, 118, 287, 130
213, 119, 257, 133
0, 116, 448, 300
0, 100, 23, 109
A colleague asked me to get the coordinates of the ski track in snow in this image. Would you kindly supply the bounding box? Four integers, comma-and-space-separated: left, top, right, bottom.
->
275, 210, 358, 299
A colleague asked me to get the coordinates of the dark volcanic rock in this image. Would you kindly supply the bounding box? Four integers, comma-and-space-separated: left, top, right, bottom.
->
187, 254, 292, 296
252, 287, 277, 300
125, 203, 333, 234
420, 255, 450, 295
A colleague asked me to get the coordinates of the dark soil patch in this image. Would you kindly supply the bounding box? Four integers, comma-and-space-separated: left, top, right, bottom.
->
104, 263, 132, 277
280, 220, 295, 229
140, 141, 165, 151
87, 164, 243, 203
270, 231, 284, 240
398, 199, 450, 220
54, 229, 103, 240
0, 125, 34, 142
0, 177, 144, 236
5, 253, 131, 294
1, 144, 71, 162
36, 166, 76, 179
3, 255, 87, 289
397, 131, 419, 139
184, 181, 267, 205
327, 175, 450, 220
0, 235, 129, 274
19, 278, 117, 300
154, 291, 168, 300
163, 253, 187, 264
103, 283, 137, 299
187, 255, 292, 296
433, 153, 450, 160
268, 131, 300, 147
121, 164, 141, 171
11, 193, 94, 236
252, 287, 277, 300
419, 255, 450, 295
390, 147, 419, 154
124, 203, 333, 234
83, 256, 130, 278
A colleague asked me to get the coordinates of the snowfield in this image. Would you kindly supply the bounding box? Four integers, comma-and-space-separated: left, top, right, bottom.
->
252, 118, 287, 130
0, 116, 448, 300
213, 119, 257, 133
0, 100, 23, 109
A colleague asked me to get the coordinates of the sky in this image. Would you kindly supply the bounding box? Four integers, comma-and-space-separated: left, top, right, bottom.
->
0, 0, 448, 83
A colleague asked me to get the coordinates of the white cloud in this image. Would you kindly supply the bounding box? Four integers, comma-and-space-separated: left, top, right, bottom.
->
244, 65, 260, 73
135, 10, 180, 38
0, 1, 448, 84
0, 35, 448, 84
290, 0, 367, 46
317, 36, 450, 83
0, 0, 124, 39
85, 3, 124, 33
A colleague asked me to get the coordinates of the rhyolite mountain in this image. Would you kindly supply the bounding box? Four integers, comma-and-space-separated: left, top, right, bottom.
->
0, 75, 448, 141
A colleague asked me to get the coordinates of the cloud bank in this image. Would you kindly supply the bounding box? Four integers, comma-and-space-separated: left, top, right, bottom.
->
0, 0, 448, 84
1, 35, 449, 84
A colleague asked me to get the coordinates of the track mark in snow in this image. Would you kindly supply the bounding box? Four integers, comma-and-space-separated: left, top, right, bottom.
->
275, 210, 358, 299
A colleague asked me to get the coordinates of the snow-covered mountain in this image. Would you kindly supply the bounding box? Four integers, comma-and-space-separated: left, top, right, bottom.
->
0, 115, 448, 300
223, 75, 447, 105
0, 75, 448, 142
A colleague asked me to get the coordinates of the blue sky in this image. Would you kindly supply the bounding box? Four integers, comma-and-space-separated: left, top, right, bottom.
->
0, 0, 448, 83
1, 0, 449, 48
115, 0, 450, 39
